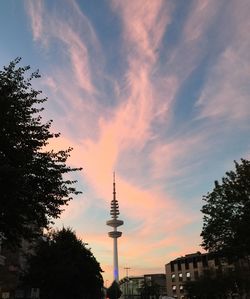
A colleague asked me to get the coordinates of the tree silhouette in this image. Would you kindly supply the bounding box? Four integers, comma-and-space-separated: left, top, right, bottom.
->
185, 266, 250, 299
140, 280, 160, 299
201, 159, 250, 258
107, 280, 122, 299
22, 228, 103, 299
0, 58, 82, 248
199, 159, 250, 298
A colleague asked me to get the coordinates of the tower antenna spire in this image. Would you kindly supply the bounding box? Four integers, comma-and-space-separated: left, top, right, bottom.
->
113, 172, 116, 199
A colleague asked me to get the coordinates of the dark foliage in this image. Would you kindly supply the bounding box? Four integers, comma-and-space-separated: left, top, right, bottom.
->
140, 280, 161, 299
185, 269, 231, 299
185, 265, 250, 299
201, 159, 250, 258
22, 228, 103, 299
107, 280, 122, 299
0, 58, 82, 248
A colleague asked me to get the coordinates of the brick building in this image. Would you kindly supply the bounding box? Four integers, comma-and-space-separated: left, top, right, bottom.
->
165, 251, 234, 299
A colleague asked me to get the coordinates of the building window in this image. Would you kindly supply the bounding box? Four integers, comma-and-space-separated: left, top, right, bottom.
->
186, 272, 191, 281
139, 280, 144, 289
180, 285, 184, 292
185, 259, 189, 269
193, 257, 197, 268
194, 270, 199, 279
145, 276, 152, 286
172, 286, 177, 295
179, 273, 183, 281
171, 274, 175, 282
202, 255, 208, 267
171, 261, 175, 272
178, 260, 181, 271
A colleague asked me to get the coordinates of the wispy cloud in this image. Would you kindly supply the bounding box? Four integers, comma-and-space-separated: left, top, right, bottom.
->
56, 24, 95, 93
164, 0, 225, 83
196, 1, 250, 121
25, 0, 44, 41
112, 0, 173, 62
25, 0, 100, 94
183, 0, 223, 42
150, 133, 209, 180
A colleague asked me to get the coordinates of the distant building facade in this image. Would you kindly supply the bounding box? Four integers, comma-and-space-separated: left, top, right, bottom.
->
165, 251, 234, 299
120, 273, 167, 299
120, 275, 144, 298
0, 237, 40, 299
144, 274, 167, 297
0, 236, 6, 266
0, 245, 25, 298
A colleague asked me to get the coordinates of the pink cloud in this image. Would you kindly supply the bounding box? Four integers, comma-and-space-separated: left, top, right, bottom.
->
76, 222, 202, 282
53, 22, 95, 94
112, 0, 173, 63
41, 76, 58, 92
47, 133, 201, 282
43, 69, 98, 128
25, 0, 43, 41
56, 198, 88, 223
26, 0, 98, 94
150, 133, 210, 180
164, 0, 223, 86
197, 50, 250, 121
196, 1, 250, 121
27, 0, 179, 154
172, 0, 250, 123
110, 0, 177, 131
44, 103, 203, 284
183, 0, 222, 42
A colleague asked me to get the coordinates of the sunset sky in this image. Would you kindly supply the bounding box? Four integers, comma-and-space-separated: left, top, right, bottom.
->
1, 0, 250, 284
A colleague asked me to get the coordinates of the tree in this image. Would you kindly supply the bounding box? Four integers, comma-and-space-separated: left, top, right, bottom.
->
184, 268, 232, 299
201, 159, 250, 258
107, 281, 122, 299
22, 228, 104, 299
140, 280, 160, 299
0, 58, 82, 248
185, 266, 250, 299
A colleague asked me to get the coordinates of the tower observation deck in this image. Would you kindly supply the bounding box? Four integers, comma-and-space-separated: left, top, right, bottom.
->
106, 173, 124, 282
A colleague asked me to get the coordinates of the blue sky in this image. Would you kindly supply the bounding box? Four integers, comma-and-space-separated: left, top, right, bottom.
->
1, 0, 250, 283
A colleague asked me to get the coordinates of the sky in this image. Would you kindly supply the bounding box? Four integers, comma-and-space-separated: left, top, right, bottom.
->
1, 0, 250, 284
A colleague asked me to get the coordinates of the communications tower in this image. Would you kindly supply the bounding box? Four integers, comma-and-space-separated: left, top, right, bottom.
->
106, 173, 124, 282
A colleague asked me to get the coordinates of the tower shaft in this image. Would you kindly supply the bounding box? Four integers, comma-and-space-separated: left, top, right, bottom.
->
113, 235, 119, 281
